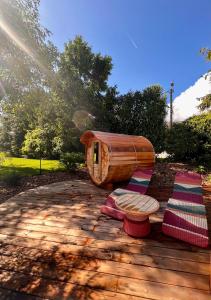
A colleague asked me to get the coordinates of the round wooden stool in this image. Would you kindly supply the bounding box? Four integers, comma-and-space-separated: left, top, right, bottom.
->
115, 193, 159, 238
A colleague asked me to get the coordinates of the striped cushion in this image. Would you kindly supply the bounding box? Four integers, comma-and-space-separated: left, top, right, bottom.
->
100, 169, 153, 220
127, 169, 152, 193
172, 173, 204, 204
162, 172, 209, 248
173, 183, 202, 195
167, 198, 206, 215
172, 191, 203, 204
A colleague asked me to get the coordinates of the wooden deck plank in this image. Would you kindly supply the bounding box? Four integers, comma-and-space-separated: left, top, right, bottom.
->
0, 179, 210, 300
0, 268, 210, 300
0, 215, 209, 254
0, 228, 209, 263
0, 251, 209, 290
0, 243, 209, 275
88, 239, 210, 263
0, 287, 46, 300
0, 228, 88, 246
117, 277, 211, 300
0, 269, 148, 300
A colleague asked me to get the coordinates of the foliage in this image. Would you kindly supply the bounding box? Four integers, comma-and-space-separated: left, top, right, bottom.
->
198, 94, 211, 111
22, 127, 54, 158
194, 165, 207, 174
60, 152, 84, 171
112, 85, 167, 152
0, 31, 114, 158
59, 36, 112, 96
0, 171, 22, 186
0, 2, 168, 159
0, 0, 58, 157
165, 112, 211, 166
187, 112, 211, 165
165, 123, 199, 161
57, 35, 113, 133
200, 48, 211, 61
0, 0, 58, 94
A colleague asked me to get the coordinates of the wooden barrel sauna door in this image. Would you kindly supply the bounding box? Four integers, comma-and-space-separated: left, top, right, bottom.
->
86, 140, 109, 185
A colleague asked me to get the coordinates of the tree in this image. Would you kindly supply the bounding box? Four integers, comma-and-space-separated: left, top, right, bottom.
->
166, 112, 211, 166
199, 48, 211, 111
58, 36, 113, 120
0, 0, 58, 95
22, 127, 53, 159
200, 48, 211, 61
112, 85, 167, 152
0, 2, 168, 158
198, 94, 211, 111
165, 122, 199, 161
0, 0, 58, 156
1, 32, 115, 157
50, 36, 115, 154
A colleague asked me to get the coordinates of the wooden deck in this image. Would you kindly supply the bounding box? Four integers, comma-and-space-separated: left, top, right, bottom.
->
0, 179, 210, 300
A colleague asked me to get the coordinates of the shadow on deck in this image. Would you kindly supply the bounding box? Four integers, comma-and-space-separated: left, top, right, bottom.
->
0, 179, 210, 299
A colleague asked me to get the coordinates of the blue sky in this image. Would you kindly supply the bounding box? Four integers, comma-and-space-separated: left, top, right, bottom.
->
40, 0, 211, 98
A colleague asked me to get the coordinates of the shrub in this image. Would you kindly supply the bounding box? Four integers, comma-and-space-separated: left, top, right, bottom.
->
165, 112, 211, 167
194, 165, 207, 174
1, 172, 22, 187
60, 152, 84, 171
22, 127, 57, 159
165, 122, 199, 161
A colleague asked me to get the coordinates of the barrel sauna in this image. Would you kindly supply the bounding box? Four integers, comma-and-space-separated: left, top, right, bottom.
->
80, 131, 155, 186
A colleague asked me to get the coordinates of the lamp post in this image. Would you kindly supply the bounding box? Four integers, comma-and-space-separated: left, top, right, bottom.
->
169, 81, 174, 129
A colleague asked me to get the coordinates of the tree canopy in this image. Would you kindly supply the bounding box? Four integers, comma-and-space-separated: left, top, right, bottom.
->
0, 0, 168, 159
198, 94, 211, 112
110, 86, 167, 152
166, 112, 211, 166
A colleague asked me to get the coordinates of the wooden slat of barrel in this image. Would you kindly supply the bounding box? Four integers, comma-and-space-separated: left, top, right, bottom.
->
105, 166, 136, 183
110, 160, 154, 166
110, 155, 154, 162
110, 152, 154, 157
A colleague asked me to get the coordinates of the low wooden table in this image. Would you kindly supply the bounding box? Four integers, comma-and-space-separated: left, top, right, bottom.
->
115, 193, 160, 237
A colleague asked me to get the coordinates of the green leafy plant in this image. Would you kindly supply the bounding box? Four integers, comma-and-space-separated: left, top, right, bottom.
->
60, 152, 84, 171
194, 165, 207, 174
198, 94, 211, 112
1, 171, 22, 187
165, 112, 211, 167
165, 122, 199, 161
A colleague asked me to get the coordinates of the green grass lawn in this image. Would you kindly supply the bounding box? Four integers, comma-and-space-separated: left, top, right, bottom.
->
0, 153, 64, 176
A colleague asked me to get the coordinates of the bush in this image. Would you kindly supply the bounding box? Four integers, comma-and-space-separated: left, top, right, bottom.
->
194, 165, 207, 174
165, 122, 199, 161
60, 152, 84, 171
165, 112, 211, 167
1, 172, 22, 187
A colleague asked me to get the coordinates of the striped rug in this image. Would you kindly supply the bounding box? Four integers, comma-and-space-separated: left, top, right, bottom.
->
162, 172, 209, 248
100, 169, 153, 220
